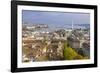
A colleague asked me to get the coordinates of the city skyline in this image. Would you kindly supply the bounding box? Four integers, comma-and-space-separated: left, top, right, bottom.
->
22, 10, 90, 62
22, 10, 90, 27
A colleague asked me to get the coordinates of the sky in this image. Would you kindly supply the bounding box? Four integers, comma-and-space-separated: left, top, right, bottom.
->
22, 10, 90, 27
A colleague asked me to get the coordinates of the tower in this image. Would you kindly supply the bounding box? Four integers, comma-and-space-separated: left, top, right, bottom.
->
72, 20, 74, 30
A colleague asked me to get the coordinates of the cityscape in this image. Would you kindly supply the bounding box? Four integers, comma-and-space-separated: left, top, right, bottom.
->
22, 10, 90, 62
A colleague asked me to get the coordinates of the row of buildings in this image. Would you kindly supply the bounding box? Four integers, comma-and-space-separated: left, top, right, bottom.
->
67, 29, 90, 58
22, 24, 90, 62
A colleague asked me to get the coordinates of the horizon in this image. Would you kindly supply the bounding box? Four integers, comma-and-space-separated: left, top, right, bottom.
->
22, 10, 90, 27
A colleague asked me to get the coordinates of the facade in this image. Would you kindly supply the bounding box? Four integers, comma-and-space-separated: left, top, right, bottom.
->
67, 37, 80, 49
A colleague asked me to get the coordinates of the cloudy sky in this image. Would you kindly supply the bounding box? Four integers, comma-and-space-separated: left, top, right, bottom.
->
22, 10, 90, 27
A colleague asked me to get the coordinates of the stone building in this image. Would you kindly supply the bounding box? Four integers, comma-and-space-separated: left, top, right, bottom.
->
67, 36, 80, 49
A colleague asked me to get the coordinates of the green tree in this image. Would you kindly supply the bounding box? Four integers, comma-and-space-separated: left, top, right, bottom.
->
63, 42, 79, 60
63, 42, 85, 60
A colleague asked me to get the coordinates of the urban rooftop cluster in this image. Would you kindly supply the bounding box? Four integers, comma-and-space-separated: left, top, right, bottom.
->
22, 23, 90, 62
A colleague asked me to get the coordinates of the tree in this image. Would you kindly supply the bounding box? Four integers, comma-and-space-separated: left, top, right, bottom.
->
73, 54, 84, 59
63, 42, 84, 60
63, 46, 78, 60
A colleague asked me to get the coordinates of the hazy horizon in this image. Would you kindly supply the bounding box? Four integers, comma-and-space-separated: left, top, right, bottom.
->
22, 10, 90, 27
